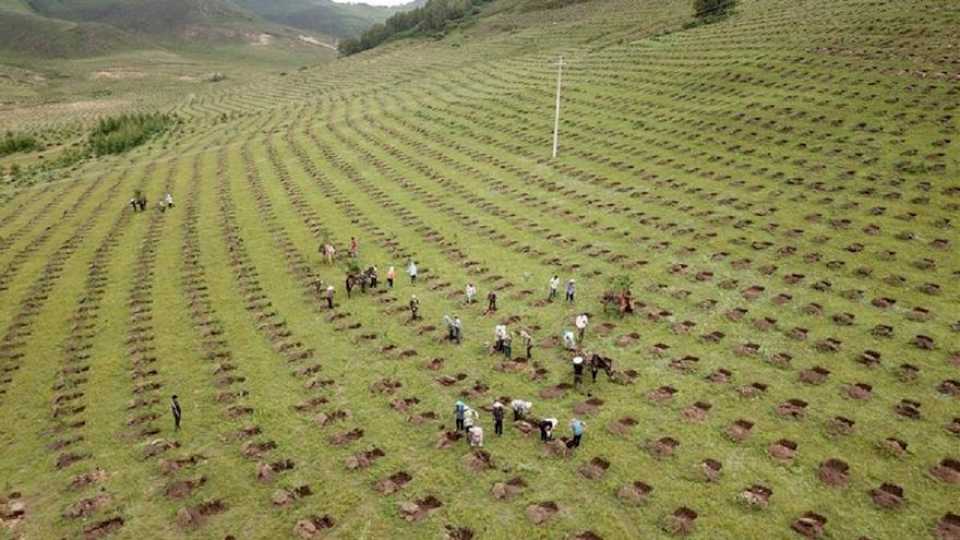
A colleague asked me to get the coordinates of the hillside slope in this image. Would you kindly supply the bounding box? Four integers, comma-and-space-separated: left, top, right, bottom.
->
232, 0, 406, 40
0, 0, 958, 539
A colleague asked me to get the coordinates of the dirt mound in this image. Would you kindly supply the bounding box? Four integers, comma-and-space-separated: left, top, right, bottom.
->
737, 382, 768, 398
662, 507, 697, 536
398, 496, 442, 522
648, 437, 679, 459
739, 484, 772, 508
706, 369, 732, 383
570, 531, 603, 540
792, 512, 826, 538
63, 494, 111, 518
176, 499, 227, 528
425, 358, 444, 370
880, 437, 909, 458
375, 471, 412, 495
818, 459, 849, 486
647, 386, 677, 403
436, 431, 463, 449
846, 383, 872, 400
573, 398, 604, 416
491, 477, 526, 500
799, 366, 830, 385
826, 416, 855, 437
543, 439, 571, 458
930, 458, 960, 483
242, 440, 277, 459
272, 485, 312, 507
444, 525, 474, 540
328, 428, 364, 446
69, 468, 108, 490
462, 450, 494, 472
869, 483, 904, 509
699, 459, 722, 482
938, 380, 960, 397
345, 448, 385, 470
578, 457, 610, 479
293, 515, 335, 539
617, 481, 652, 505
159, 454, 205, 474
165, 476, 206, 499
682, 401, 711, 422
936, 513, 960, 540
895, 399, 922, 419
768, 439, 797, 463
526, 501, 559, 525
83, 517, 124, 539
607, 416, 638, 436
775, 399, 807, 419
315, 410, 350, 427
539, 384, 570, 399
726, 419, 754, 442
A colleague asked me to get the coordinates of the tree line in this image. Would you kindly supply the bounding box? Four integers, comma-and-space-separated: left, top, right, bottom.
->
338, 0, 493, 56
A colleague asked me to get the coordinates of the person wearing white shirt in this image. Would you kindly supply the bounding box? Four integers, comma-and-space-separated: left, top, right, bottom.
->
465, 283, 477, 304
575, 313, 589, 342
548, 275, 560, 302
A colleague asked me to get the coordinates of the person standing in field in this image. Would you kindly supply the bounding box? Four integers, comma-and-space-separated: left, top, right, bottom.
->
452, 316, 463, 344
350, 236, 359, 258
494, 324, 507, 352
502, 331, 513, 358
454, 400, 466, 431
407, 260, 418, 283
409, 295, 421, 321
463, 406, 479, 434
386, 266, 396, 288
589, 353, 602, 383
486, 290, 498, 314
520, 329, 534, 359
548, 275, 560, 302
572, 355, 585, 386
565, 279, 576, 303
465, 283, 477, 304
569, 419, 585, 448
325, 285, 335, 309
575, 313, 589, 342
323, 243, 336, 265
562, 329, 577, 351
492, 401, 505, 436
170, 395, 182, 431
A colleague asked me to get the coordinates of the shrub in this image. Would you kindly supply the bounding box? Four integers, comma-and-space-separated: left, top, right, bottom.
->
88, 113, 177, 156
0, 132, 39, 157
693, 0, 736, 18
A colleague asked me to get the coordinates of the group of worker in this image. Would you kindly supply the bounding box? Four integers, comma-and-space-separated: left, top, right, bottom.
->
454, 399, 586, 449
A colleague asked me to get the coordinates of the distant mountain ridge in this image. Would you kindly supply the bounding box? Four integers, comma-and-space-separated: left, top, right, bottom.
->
0, 0, 411, 58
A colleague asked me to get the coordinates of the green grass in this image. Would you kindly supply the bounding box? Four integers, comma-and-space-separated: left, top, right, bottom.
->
0, 0, 958, 538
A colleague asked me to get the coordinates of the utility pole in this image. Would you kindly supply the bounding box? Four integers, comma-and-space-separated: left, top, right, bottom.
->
552, 55, 564, 159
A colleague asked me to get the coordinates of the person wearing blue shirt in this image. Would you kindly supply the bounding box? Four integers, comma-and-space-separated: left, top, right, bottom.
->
454, 400, 466, 431
570, 418, 585, 448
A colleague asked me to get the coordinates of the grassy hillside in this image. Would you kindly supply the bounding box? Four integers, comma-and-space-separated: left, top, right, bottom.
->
0, 0, 958, 539
233, 0, 406, 40
0, 7, 141, 58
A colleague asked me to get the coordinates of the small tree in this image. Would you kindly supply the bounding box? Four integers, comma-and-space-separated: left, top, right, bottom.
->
603, 274, 635, 316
